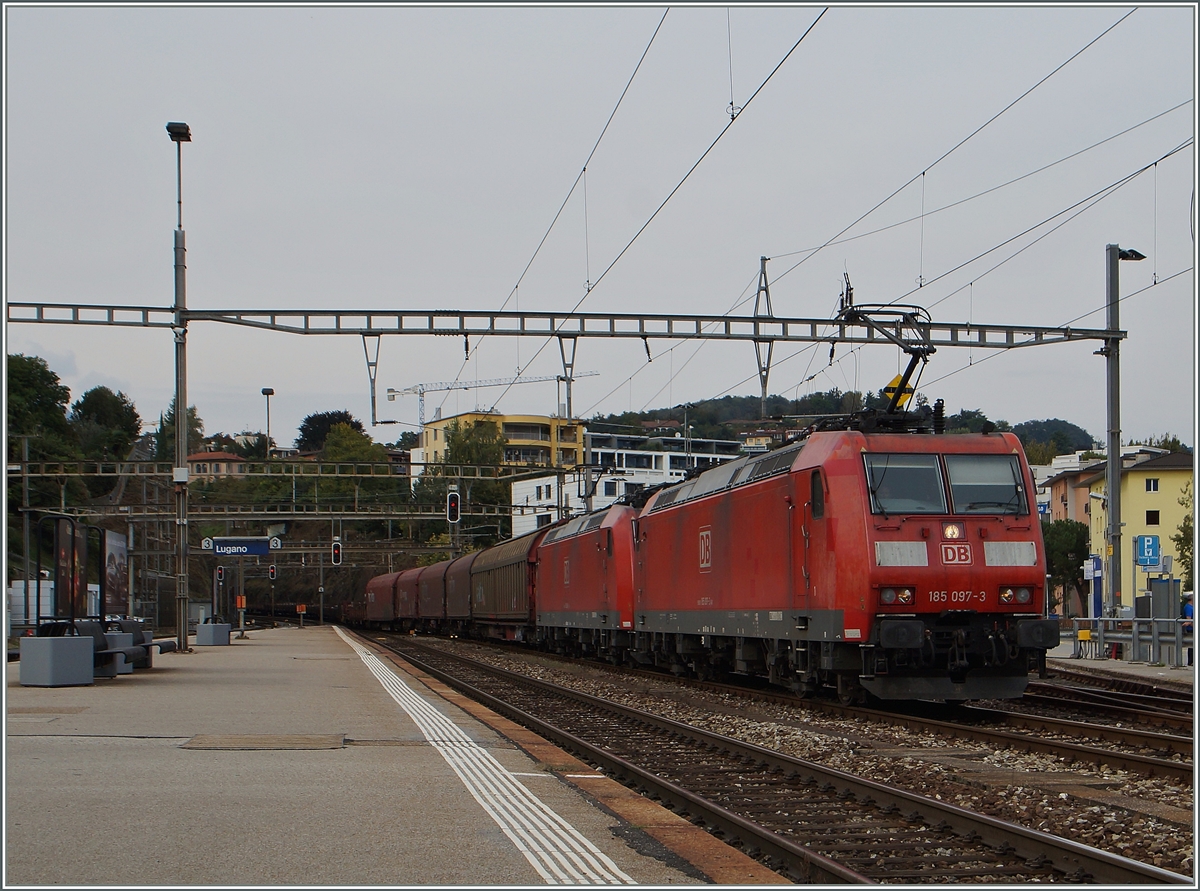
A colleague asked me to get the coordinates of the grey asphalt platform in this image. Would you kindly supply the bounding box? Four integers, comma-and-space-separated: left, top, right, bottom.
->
5, 625, 781, 886
1046, 639, 1195, 688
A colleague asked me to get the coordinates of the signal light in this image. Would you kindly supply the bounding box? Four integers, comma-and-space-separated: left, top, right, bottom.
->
331, 541, 342, 565
268, 564, 277, 581
447, 491, 461, 524
216, 566, 224, 582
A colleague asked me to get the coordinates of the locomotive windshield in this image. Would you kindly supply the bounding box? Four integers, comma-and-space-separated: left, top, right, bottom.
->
864, 454, 947, 514
945, 453, 1028, 515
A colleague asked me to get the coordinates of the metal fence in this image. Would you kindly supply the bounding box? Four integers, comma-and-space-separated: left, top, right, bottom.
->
1067, 617, 1194, 668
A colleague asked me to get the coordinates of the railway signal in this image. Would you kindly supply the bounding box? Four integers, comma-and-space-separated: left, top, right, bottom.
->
216, 566, 224, 582
268, 564, 277, 581
331, 541, 342, 565
446, 490, 461, 524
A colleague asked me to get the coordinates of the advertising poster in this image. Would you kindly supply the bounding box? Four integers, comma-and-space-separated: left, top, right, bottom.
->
53, 519, 88, 618
104, 531, 129, 617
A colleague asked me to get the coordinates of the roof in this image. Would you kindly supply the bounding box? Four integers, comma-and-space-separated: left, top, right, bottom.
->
1078, 450, 1194, 487
187, 451, 244, 462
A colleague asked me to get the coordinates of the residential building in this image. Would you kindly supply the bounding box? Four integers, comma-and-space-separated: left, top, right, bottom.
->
417, 411, 583, 469
186, 451, 248, 482
1083, 450, 1194, 610
511, 430, 741, 535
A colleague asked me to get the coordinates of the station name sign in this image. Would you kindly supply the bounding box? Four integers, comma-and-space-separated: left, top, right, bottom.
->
201, 536, 281, 557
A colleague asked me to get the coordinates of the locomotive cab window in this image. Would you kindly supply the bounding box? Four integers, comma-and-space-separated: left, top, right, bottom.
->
810, 469, 825, 518
864, 454, 946, 514
945, 454, 1027, 515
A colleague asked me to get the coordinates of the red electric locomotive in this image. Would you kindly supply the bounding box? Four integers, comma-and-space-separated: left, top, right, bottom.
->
532, 504, 638, 655
632, 414, 1056, 702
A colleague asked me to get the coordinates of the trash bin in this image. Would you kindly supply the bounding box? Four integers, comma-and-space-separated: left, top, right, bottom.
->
195, 620, 231, 646
19, 635, 94, 686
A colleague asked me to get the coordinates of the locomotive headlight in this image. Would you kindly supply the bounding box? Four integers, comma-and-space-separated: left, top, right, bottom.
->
1000, 587, 1015, 604
942, 522, 965, 540
881, 588, 897, 604
897, 588, 914, 605
1016, 587, 1032, 604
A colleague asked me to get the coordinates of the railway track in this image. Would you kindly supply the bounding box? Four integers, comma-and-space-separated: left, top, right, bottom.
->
383, 636, 1188, 885
435, 637, 1193, 780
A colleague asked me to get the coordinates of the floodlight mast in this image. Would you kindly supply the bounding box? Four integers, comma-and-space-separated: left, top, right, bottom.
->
166, 121, 191, 655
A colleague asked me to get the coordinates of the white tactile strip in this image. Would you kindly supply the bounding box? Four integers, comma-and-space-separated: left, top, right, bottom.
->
336, 627, 635, 884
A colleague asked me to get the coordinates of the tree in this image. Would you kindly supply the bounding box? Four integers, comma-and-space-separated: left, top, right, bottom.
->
7, 354, 73, 440
387, 431, 420, 450
154, 400, 204, 460
1170, 482, 1193, 592
69, 386, 142, 460
296, 410, 364, 452
412, 419, 509, 546
1042, 519, 1090, 616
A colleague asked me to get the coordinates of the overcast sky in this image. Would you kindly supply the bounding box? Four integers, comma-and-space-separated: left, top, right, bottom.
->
4, 4, 1196, 450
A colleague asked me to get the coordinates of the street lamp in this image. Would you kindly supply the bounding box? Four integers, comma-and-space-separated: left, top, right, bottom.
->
166, 121, 191, 655
1102, 243, 1145, 620
262, 388, 274, 458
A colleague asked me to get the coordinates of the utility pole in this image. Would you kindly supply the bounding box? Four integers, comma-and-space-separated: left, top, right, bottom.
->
1103, 243, 1144, 618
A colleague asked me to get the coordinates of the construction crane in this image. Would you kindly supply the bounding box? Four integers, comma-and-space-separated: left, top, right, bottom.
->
387, 372, 598, 427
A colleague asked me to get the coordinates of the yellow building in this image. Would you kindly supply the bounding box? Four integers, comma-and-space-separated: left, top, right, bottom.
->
1085, 451, 1194, 605
421, 411, 583, 468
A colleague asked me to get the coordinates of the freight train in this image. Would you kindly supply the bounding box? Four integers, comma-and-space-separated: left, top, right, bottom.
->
347, 403, 1058, 703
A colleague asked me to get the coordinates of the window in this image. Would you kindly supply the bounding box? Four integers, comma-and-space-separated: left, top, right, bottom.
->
536, 486, 542, 499
810, 470, 824, 518
624, 482, 643, 496
1147, 510, 1160, 526
604, 481, 617, 497
944, 453, 1027, 515
864, 454, 947, 515
536, 514, 552, 528
212, 463, 221, 474
237, 464, 246, 473
1146, 478, 1160, 492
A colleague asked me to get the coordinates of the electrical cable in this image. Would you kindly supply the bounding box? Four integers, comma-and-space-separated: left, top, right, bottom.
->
430, 8, 670, 419
495, 8, 828, 413
768, 8, 1138, 289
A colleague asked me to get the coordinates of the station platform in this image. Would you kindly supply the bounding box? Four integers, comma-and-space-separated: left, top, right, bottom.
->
1046, 640, 1195, 690
5, 625, 784, 886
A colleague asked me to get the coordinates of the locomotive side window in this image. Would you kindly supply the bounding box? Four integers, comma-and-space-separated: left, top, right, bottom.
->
945, 454, 1028, 515
810, 470, 825, 518
864, 454, 946, 514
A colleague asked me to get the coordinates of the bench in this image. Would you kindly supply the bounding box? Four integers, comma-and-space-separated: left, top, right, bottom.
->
74, 621, 146, 678
105, 619, 178, 668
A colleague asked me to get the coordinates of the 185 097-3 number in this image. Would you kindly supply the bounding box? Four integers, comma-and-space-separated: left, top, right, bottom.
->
928, 590, 987, 605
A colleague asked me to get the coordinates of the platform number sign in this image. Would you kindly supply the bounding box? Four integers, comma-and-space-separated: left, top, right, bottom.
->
1135, 535, 1160, 566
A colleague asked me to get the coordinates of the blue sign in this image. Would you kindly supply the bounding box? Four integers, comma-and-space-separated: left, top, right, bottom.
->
1135, 535, 1160, 566
213, 537, 271, 557
1037, 501, 1048, 515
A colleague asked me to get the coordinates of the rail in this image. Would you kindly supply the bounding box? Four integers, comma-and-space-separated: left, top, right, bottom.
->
1065, 617, 1193, 668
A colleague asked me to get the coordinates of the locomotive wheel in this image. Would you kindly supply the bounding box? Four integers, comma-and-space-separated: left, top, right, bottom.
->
836, 675, 865, 706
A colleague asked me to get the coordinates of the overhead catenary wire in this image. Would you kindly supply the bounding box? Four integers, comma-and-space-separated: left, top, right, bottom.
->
492, 8, 829, 413
768, 98, 1192, 262
663, 143, 1193, 413
619, 48, 1185, 421
768, 7, 1138, 290
431, 8, 670, 419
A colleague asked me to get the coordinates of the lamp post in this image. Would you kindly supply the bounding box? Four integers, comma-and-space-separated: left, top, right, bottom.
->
262, 387, 274, 458
1102, 243, 1145, 620
167, 121, 191, 654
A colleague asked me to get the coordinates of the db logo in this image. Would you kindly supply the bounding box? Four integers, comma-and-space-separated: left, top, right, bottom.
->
941, 543, 973, 565
699, 527, 712, 573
